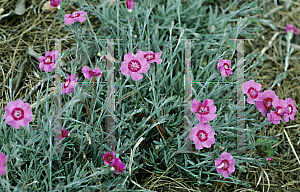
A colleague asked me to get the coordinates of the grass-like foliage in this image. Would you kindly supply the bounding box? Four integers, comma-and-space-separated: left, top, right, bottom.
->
0, 0, 289, 191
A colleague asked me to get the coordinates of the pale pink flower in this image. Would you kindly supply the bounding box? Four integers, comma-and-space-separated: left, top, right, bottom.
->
242, 80, 262, 104
62, 74, 78, 94
189, 123, 215, 149
120, 52, 150, 81
39, 50, 57, 72
215, 152, 235, 178
50, 0, 62, 7
57, 127, 70, 140
136, 50, 163, 65
0, 153, 7, 175
126, 0, 135, 12
103, 152, 115, 165
111, 158, 126, 174
4, 99, 33, 129
255, 90, 278, 117
64, 11, 87, 25
82, 66, 102, 79
283, 98, 297, 122
190, 99, 217, 123
285, 24, 298, 35
217, 59, 233, 77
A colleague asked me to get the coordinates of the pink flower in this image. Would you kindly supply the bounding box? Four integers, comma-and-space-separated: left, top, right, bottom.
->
39, 50, 57, 72
64, 11, 87, 25
283, 98, 297, 122
215, 152, 235, 178
137, 50, 162, 65
190, 99, 217, 123
267, 98, 287, 124
50, 0, 62, 7
111, 158, 126, 174
103, 152, 115, 165
255, 90, 278, 117
242, 80, 262, 104
217, 59, 233, 77
267, 157, 272, 161
62, 74, 78, 94
285, 24, 298, 35
120, 52, 150, 81
57, 127, 70, 140
126, 0, 135, 12
189, 123, 215, 149
4, 99, 33, 129
0, 153, 7, 175
103, 55, 106, 61
82, 66, 102, 79
267, 111, 283, 124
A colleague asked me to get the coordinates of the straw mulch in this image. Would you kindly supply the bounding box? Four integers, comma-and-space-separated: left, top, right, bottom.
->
0, 0, 299, 191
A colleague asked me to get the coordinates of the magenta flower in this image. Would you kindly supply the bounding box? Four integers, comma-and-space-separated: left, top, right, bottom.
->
255, 90, 279, 117
62, 74, 78, 94
4, 99, 33, 129
103, 55, 106, 61
103, 152, 115, 165
242, 80, 262, 104
217, 59, 233, 77
82, 66, 102, 79
39, 50, 56, 72
119, 52, 150, 81
267, 157, 272, 161
57, 127, 70, 140
190, 99, 217, 123
283, 98, 297, 122
64, 11, 87, 25
111, 158, 126, 174
126, 0, 135, 12
0, 153, 7, 175
215, 152, 236, 178
50, 0, 62, 7
189, 123, 215, 149
137, 50, 162, 65
285, 24, 298, 35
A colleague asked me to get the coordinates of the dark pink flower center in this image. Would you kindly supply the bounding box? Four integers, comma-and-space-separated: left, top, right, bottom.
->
64, 78, 71, 88
287, 104, 293, 115
275, 106, 285, 116
70, 13, 80, 18
263, 98, 273, 110
12, 107, 25, 121
196, 130, 208, 142
128, 60, 141, 72
144, 53, 155, 61
219, 159, 230, 171
62, 130, 68, 137
197, 106, 209, 115
223, 63, 229, 70
44, 55, 53, 65
248, 87, 258, 99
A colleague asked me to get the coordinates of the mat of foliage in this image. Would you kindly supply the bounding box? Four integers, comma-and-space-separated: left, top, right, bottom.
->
0, 0, 299, 191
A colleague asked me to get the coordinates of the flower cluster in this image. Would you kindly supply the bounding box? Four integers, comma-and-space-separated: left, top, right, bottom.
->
103, 152, 126, 174
120, 50, 162, 81
190, 98, 235, 178
242, 80, 297, 124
